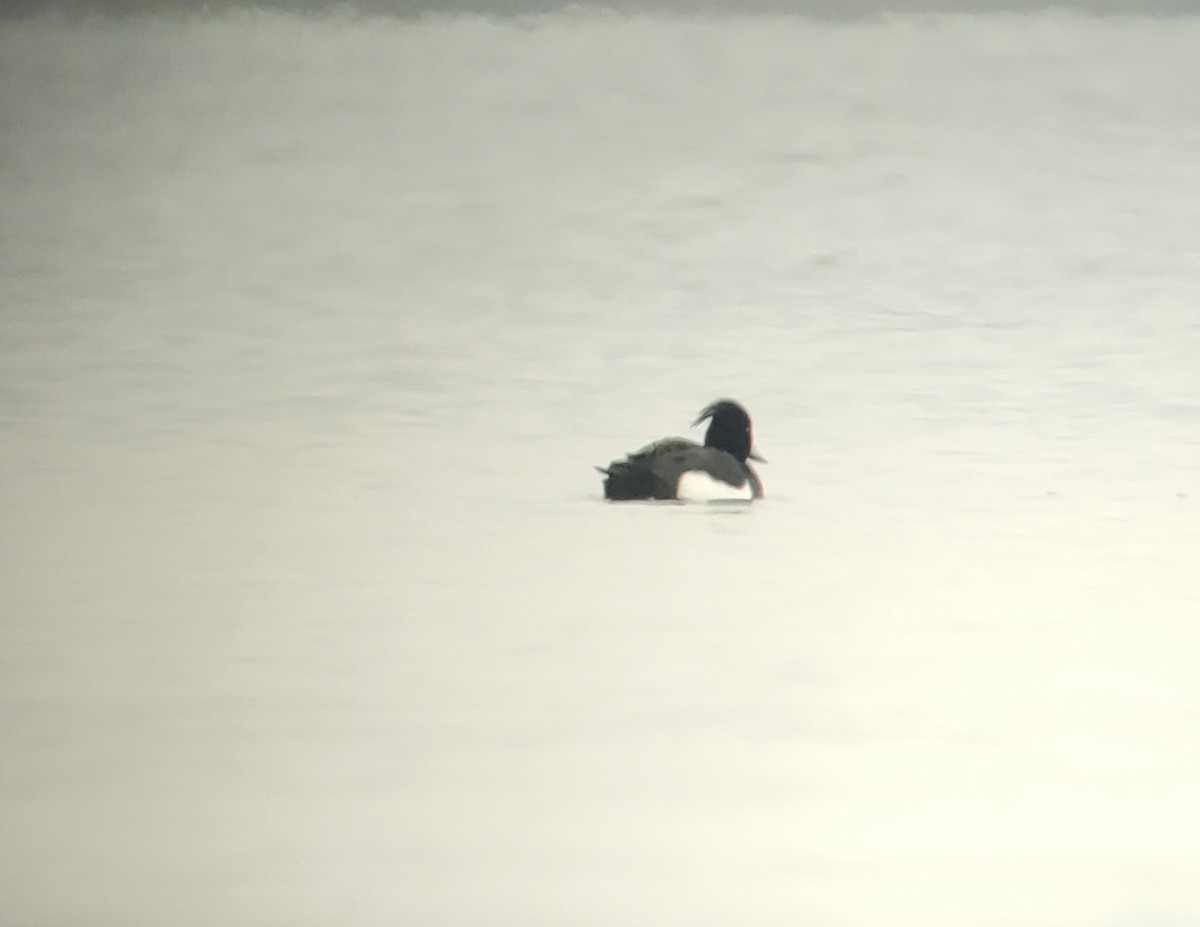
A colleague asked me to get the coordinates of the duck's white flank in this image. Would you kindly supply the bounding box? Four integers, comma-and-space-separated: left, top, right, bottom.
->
675, 469, 755, 503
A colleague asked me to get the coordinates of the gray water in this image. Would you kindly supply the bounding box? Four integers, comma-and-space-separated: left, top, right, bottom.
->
3, 9, 1200, 926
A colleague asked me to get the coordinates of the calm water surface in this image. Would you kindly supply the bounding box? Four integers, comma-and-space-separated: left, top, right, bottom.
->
2, 9, 1200, 926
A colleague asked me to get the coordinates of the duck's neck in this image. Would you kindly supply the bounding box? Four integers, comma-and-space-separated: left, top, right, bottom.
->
704, 420, 751, 462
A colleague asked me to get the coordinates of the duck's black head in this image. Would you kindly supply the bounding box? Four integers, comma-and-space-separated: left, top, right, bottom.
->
693, 399, 764, 464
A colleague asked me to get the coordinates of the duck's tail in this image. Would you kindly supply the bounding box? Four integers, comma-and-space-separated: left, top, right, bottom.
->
597, 461, 667, 500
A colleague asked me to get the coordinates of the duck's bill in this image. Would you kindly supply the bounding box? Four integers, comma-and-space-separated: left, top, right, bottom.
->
749, 451, 767, 463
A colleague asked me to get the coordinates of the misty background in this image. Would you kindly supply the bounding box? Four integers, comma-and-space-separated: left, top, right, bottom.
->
5, 0, 1200, 17
3, 2, 1200, 926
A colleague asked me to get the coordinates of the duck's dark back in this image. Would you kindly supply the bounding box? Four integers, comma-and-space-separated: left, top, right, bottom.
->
600, 438, 697, 500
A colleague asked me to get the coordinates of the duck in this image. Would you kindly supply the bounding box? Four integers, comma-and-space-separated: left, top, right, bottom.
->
596, 399, 765, 501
